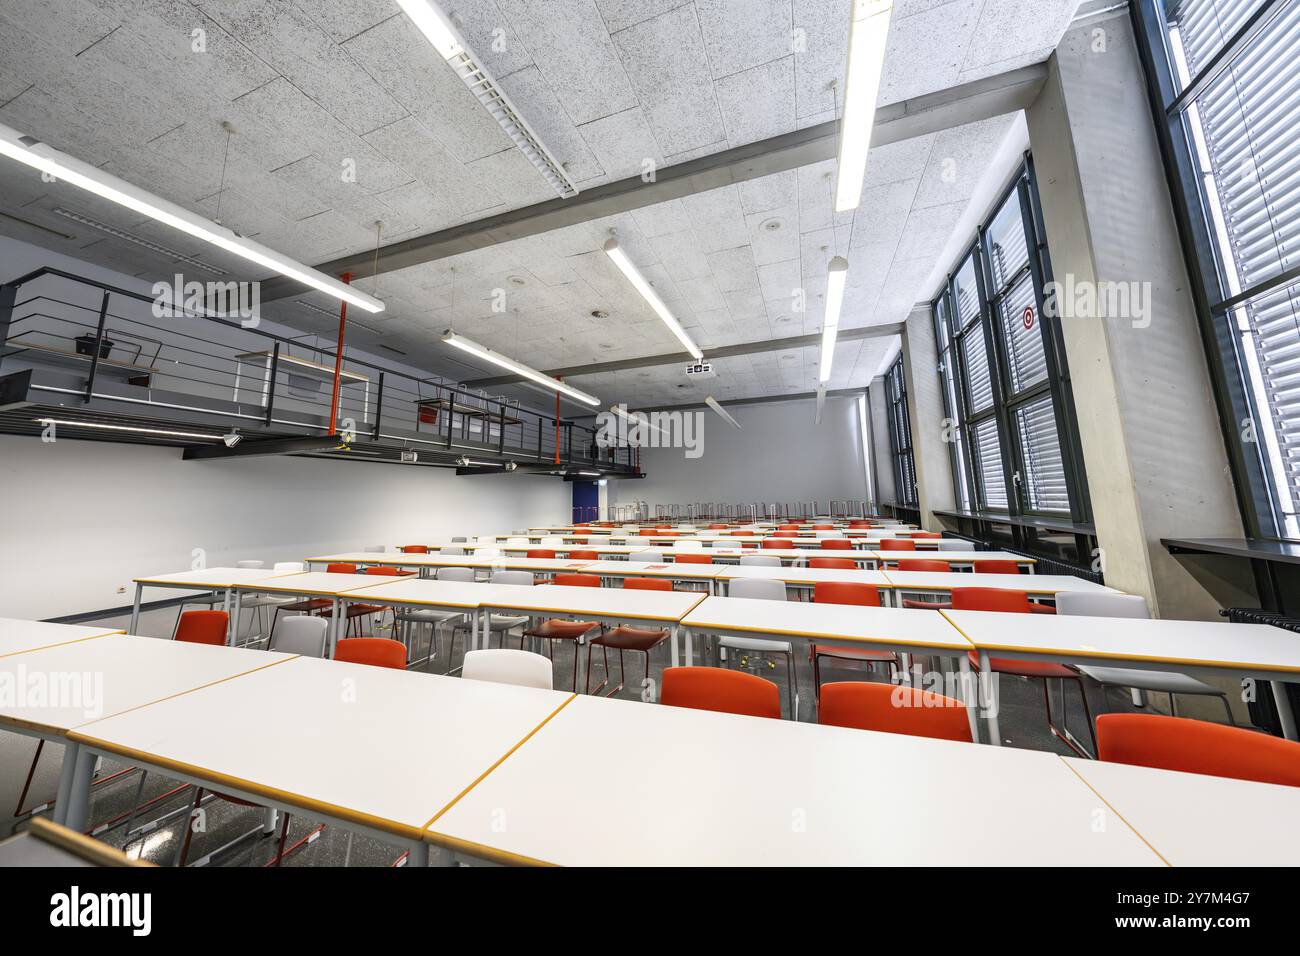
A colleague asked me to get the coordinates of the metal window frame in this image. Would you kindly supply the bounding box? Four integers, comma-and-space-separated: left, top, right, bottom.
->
1131, 0, 1289, 539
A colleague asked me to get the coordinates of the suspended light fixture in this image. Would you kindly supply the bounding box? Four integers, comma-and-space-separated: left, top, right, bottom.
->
603, 238, 703, 360
441, 331, 600, 407
820, 257, 849, 383
0, 122, 384, 313
833, 1, 894, 212
704, 396, 742, 430
395, 0, 577, 199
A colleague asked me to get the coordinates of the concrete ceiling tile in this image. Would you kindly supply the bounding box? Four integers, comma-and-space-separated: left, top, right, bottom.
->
715, 55, 796, 147
696, 0, 793, 79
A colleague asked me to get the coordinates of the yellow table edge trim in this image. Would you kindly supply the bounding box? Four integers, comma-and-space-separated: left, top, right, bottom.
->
940, 610, 1300, 674
0, 629, 122, 659
484, 591, 707, 621
243, 576, 409, 595
132, 569, 306, 587
26, 817, 155, 867
1056, 756, 1172, 867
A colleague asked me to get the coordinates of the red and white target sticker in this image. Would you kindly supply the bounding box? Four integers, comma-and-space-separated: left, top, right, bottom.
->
1022, 305, 1035, 330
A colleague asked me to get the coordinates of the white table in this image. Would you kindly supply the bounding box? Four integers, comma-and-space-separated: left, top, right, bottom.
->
130, 567, 306, 642
66, 655, 574, 865
714, 564, 894, 598
307, 552, 598, 577
681, 596, 979, 735
0, 633, 295, 830
0, 618, 124, 657
1062, 756, 1300, 866
230, 571, 406, 654
872, 550, 1036, 571
944, 609, 1300, 744
883, 570, 1118, 600
579, 559, 729, 593
427, 694, 1164, 866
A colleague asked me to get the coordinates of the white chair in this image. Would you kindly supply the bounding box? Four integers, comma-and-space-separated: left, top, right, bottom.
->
475, 535, 497, 545
506, 536, 530, 548
451, 536, 468, 543
421, 567, 476, 674
440, 545, 465, 555
628, 550, 663, 562
935, 539, 969, 551
739, 554, 781, 567
269, 615, 329, 657
235, 561, 300, 644
1056, 592, 1235, 722
673, 539, 704, 551
237, 560, 265, 569
364, 545, 388, 553
475, 547, 501, 559
462, 649, 553, 690
716, 578, 798, 719
540, 536, 565, 548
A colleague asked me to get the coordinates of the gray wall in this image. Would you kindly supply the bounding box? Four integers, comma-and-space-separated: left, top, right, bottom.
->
632, 395, 869, 509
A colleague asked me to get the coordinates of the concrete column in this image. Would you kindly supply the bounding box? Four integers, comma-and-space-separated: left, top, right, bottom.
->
1024, 9, 1254, 619
867, 376, 895, 511
902, 305, 956, 530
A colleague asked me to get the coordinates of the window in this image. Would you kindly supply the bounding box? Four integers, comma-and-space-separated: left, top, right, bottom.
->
931, 158, 1090, 520
884, 355, 917, 507
1136, 0, 1300, 538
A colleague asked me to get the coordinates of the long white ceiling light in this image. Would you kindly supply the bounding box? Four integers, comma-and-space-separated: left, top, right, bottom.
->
603, 238, 703, 360
33, 418, 223, 441
441, 331, 600, 407
833, 0, 894, 212
704, 396, 742, 430
0, 122, 384, 314
820, 256, 849, 383
395, 0, 578, 199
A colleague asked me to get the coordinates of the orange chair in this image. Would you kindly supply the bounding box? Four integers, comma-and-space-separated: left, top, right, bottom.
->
673, 553, 712, 564
728, 530, 751, 536
897, 559, 951, 573
568, 550, 600, 560
522, 574, 601, 691
335, 637, 407, 669
819, 682, 972, 742
878, 539, 916, 552
660, 666, 781, 719
401, 545, 429, 554
326, 563, 357, 573
762, 538, 795, 550
173, 609, 229, 646
778, 525, 802, 532
1096, 714, 1300, 787
708, 524, 728, 530
365, 565, 413, 576
908, 532, 942, 539
273, 566, 358, 629
812, 524, 834, 530
586, 578, 672, 696
638, 529, 659, 536
955, 588, 1093, 755
319, 564, 388, 633
808, 557, 855, 569
973, 559, 1022, 574
820, 538, 853, 550
527, 549, 557, 559
808, 583, 894, 700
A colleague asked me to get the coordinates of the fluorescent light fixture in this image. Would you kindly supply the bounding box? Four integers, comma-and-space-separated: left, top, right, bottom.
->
396, 0, 577, 199
441, 331, 600, 407
833, 1, 894, 212
820, 256, 849, 383
611, 403, 669, 438
0, 122, 383, 314
704, 396, 742, 430
33, 418, 222, 441
576, 470, 601, 477
603, 238, 703, 360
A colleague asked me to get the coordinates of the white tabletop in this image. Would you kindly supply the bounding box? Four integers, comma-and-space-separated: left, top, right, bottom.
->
0, 633, 295, 737
1061, 756, 1300, 866
716, 565, 893, 587
884, 570, 1118, 595
682, 597, 972, 651
480, 583, 706, 623
0, 618, 124, 658
428, 694, 1163, 866
874, 551, 1036, 565
943, 610, 1300, 675
310, 553, 598, 574
70, 656, 573, 843
580, 559, 728, 580
234, 571, 405, 597
133, 566, 305, 588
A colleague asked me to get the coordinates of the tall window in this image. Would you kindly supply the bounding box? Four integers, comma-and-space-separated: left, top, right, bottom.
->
1135, 0, 1300, 539
884, 355, 917, 507
931, 158, 1090, 520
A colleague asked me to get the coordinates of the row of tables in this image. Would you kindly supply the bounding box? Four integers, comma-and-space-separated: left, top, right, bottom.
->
126, 566, 1300, 744
3, 618, 1298, 867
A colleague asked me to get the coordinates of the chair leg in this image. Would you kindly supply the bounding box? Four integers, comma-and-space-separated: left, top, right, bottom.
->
785, 651, 797, 721
13, 739, 44, 817
1219, 693, 1236, 726
175, 786, 204, 867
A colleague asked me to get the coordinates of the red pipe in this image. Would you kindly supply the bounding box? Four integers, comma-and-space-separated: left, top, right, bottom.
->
554, 385, 561, 465
328, 273, 351, 436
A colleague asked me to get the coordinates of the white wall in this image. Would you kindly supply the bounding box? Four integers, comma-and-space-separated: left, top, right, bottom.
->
0, 434, 569, 620
631, 396, 869, 508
